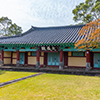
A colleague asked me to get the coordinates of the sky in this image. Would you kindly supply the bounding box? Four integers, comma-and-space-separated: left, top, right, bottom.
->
0, 0, 85, 32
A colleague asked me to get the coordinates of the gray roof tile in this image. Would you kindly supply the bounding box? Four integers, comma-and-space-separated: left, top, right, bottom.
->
0, 25, 84, 45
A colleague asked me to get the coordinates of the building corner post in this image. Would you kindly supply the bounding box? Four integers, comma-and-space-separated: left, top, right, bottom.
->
36, 49, 40, 68
16, 50, 19, 67
59, 49, 63, 69
86, 50, 91, 71
1, 49, 4, 66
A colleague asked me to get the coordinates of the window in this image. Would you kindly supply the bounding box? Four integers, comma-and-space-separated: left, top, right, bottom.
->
30, 52, 41, 56
21, 47, 25, 49
5, 47, 8, 49
72, 52, 84, 56
31, 52, 36, 56
30, 47, 35, 49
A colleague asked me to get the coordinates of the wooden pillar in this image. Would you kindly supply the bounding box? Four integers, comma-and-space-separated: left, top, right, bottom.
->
90, 52, 93, 69
59, 49, 63, 69
1, 49, 4, 61
1, 49, 4, 66
37, 50, 40, 62
11, 52, 13, 65
36, 49, 40, 68
86, 50, 90, 63
25, 52, 28, 66
16, 50, 20, 67
60, 49, 63, 62
64, 52, 68, 66
44, 52, 47, 66
86, 50, 91, 71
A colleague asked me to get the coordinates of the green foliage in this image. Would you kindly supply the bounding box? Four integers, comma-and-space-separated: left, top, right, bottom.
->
0, 17, 22, 36
9, 23, 22, 36
72, 0, 100, 24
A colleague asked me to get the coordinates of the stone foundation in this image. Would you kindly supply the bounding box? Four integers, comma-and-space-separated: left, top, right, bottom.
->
86, 62, 92, 71
16, 61, 19, 67
36, 62, 40, 68
1, 60, 4, 66
59, 62, 64, 69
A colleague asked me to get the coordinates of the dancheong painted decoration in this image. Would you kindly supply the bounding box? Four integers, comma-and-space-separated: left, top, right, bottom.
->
0, 24, 100, 71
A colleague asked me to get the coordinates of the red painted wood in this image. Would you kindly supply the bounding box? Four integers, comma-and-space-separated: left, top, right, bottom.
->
68, 66, 86, 68
64, 52, 68, 66
47, 65, 59, 67
60, 50, 63, 62
25, 52, 28, 64
4, 64, 12, 66
68, 56, 86, 57
28, 64, 36, 66
90, 52, 93, 68
37, 50, 40, 62
86, 50, 90, 62
11, 52, 13, 64
12, 58, 17, 59
3, 57, 11, 58
1, 49, 4, 61
44, 52, 48, 65
17, 50, 19, 61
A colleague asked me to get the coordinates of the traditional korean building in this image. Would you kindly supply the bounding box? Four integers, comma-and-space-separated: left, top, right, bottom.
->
0, 24, 99, 70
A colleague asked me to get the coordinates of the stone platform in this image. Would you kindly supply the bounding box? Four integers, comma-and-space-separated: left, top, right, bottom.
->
0, 66, 100, 76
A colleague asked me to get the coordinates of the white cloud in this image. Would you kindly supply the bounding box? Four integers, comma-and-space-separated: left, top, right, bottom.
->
0, 0, 85, 32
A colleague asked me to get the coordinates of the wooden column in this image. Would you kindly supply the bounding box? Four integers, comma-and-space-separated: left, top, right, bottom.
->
36, 49, 40, 68
64, 52, 68, 66
60, 49, 63, 62
11, 52, 13, 65
17, 50, 19, 61
1, 49, 4, 66
16, 50, 19, 67
44, 52, 47, 66
59, 49, 63, 69
25, 52, 28, 66
37, 50, 40, 62
86, 50, 90, 63
1, 49, 4, 61
86, 50, 91, 71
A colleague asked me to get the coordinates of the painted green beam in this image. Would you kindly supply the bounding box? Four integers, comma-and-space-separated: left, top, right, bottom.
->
19, 49, 36, 51
63, 48, 86, 51
91, 48, 100, 51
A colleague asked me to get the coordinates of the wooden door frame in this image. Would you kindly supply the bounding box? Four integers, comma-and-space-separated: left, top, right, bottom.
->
93, 52, 100, 69
20, 52, 25, 65
47, 52, 60, 66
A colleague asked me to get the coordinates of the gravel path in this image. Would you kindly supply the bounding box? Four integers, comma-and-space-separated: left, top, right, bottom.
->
0, 72, 44, 88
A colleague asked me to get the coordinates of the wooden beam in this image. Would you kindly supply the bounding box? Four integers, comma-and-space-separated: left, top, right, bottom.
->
1, 49, 4, 61
17, 50, 19, 61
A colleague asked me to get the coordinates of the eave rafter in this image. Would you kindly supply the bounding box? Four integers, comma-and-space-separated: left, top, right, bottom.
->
0, 42, 75, 51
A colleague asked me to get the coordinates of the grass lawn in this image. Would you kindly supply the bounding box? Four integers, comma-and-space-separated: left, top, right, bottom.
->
0, 73, 100, 100
0, 70, 37, 83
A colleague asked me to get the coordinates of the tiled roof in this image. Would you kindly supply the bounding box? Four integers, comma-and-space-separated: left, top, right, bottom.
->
0, 25, 84, 45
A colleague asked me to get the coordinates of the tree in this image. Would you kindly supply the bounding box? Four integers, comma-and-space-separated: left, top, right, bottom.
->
75, 18, 100, 50
72, 0, 100, 24
9, 23, 22, 36
0, 17, 22, 36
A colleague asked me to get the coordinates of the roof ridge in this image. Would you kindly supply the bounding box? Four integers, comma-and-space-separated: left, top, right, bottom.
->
32, 24, 85, 30
0, 24, 85, 39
